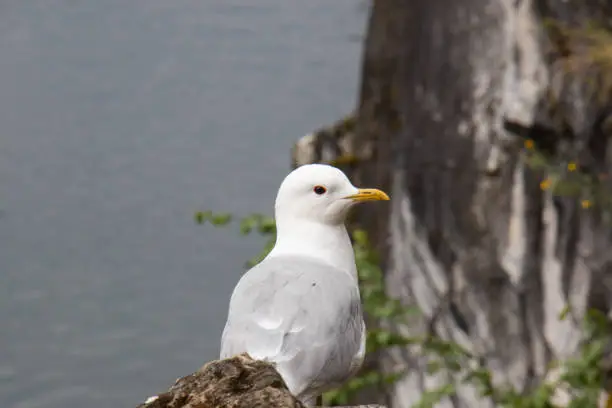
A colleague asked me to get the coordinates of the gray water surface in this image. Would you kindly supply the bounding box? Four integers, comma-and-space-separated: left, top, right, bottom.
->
0, 2, 366, 407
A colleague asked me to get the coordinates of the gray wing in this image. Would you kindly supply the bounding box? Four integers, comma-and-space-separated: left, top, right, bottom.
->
220, 255, 363, 398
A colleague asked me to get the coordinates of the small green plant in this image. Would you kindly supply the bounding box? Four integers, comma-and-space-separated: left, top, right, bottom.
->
195, 211, 276, 266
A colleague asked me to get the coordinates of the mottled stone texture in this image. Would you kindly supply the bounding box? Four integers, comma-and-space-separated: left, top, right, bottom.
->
136, 354, 304, 408
135, 354, 386, 408
347, 0, 612, 407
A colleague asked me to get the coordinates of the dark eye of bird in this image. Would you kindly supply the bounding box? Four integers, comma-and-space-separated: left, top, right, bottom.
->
313, 185, 327, 195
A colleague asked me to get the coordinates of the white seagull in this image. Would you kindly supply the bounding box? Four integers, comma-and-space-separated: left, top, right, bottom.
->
220, 163, 389, 406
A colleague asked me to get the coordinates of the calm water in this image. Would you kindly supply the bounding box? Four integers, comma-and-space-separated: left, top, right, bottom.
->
0, 2, 366, 407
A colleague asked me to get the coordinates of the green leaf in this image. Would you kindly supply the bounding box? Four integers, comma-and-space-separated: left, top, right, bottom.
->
426, 360, 443, 375
211, 212, 232, 226
552, 179, 582, 196
558, 304, 571, 321
529, 383, 554, 407
194, 210, 211, 224
412, 384, 456, 408
239, 217, 254, 235
375, 330, 392, 345
256, 218, 276, 235
352, 228, 368, 246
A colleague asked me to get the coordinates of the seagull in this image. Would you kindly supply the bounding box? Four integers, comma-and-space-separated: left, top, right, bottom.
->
219, 163, 389, 406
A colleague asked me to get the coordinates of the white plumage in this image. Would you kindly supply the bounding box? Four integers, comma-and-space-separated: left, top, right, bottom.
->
220, 164, 389, 406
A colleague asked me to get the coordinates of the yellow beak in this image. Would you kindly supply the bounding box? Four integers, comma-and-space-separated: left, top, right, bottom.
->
345, 188, 390, 202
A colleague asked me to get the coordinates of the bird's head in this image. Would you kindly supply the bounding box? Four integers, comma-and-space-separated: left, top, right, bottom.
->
274, 164, 389, 225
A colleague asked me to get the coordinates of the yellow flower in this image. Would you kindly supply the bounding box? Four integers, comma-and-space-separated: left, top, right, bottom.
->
567, 162, 577, 171
524, 139, 534, 149
581, 200, 591, 209
540, 179, 551, 190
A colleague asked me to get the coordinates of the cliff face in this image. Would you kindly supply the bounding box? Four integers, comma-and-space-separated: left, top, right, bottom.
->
345, 0, 612, 406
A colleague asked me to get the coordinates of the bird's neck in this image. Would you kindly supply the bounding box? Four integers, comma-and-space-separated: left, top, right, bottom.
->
267, 218, 358, 279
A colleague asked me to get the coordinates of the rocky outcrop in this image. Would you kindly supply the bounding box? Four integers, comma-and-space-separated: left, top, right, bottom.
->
136, 354, 386, 408
136, 354, 303, 408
